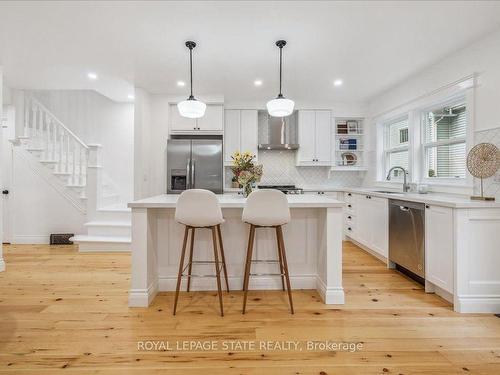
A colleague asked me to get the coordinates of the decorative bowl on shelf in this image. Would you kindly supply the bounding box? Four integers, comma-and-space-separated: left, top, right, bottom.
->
340, 152, 357, 166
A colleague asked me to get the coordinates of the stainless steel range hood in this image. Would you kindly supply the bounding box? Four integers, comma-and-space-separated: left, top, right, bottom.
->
258, 110, 298, 150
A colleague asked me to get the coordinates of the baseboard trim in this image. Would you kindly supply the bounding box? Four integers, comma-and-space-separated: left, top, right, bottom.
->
455, 295, 500, 313
0, 258, 5, 272
12, 235, 50, 244
128, 281, 158, 307
157, 275, 317, 292
77, 243, 131, 252
316, 277, 345, 304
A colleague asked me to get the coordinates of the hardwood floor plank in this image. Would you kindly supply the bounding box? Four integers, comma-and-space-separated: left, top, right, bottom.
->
0, 242, 499, 373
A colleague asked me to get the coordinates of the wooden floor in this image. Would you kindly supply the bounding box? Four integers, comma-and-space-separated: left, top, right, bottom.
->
0, 242, 499, 374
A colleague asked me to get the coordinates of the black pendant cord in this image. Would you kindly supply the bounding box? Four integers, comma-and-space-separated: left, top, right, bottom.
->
189, 47, 194, 99
185, 41, 197, 100
275, 40, 286, 99
279, 46, 283, 98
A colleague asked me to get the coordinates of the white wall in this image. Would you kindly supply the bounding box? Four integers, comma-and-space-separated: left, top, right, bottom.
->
30, 90, 134, 202
364, 28, 500, 189
10, 148, 87, 243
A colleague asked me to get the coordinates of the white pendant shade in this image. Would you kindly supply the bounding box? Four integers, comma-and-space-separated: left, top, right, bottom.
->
177, 99, 206, 119
266, 97, 295, 117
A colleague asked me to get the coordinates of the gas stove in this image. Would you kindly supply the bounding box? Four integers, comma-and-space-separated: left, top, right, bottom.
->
257, 185, 304, 195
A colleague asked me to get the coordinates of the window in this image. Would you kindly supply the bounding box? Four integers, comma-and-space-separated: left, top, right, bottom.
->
384, 117, 409, 179
422, 103, 467, 179
399, 128, 408, 143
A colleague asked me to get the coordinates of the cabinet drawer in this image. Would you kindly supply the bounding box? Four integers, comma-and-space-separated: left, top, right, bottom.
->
344, 224, 355, 236
344, 192, 353, 203
345, 213, 355, 226
345, 202, 355, 213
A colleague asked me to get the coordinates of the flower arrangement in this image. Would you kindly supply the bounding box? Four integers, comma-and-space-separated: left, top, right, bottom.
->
231, 151, 263, 197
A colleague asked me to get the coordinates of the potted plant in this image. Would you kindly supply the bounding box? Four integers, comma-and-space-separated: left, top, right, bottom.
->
230, 151, 263, 197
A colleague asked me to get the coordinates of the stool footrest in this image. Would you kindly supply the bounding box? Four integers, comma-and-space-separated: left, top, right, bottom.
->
250, 259, 279, 264
181, 260, 223, 273
249, 272, 285, 277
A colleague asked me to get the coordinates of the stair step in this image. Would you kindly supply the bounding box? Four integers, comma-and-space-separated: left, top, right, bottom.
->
70, 235, 131, 253
84, 221, 131, 227
85, 220, 131, 237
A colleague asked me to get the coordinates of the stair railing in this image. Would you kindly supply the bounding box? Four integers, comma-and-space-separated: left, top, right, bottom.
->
24, 95, 89, 186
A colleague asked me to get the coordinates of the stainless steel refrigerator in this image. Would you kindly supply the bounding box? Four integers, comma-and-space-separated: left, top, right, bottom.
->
167, 138, 223, 194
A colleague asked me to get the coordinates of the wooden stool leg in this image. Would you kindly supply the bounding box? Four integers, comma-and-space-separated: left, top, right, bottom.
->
211, 226, 224, 317
275, 227, 286, 291
277, 225, 294, 314
186, 228, 195, 292
217, 225, 230, 292
173, 226, 190, 315
242, 225, 256, 314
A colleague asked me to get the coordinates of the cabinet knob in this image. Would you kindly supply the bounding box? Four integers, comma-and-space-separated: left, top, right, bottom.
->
347, 204, 352, 208
2, 190, 8, 195
347, 227, 352, 231
347, 193, 352, 196
425, 205, 430, 209
347, 216, 351, 219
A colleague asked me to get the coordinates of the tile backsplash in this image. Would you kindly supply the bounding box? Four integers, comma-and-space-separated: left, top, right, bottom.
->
473, 126, 500, 199
225, 150, 364, 188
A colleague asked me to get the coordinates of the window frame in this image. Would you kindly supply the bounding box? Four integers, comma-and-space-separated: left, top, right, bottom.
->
382, 115, 410, 181
419, 95, 469, 185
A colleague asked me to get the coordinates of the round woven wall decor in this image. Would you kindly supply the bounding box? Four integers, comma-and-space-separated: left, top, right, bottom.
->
467, 143, 500, 178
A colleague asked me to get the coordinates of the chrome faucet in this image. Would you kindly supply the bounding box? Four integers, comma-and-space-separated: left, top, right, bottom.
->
386, 166, 410, 192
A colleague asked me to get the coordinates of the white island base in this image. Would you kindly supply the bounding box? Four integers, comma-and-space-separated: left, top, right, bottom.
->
128, 194, 345, 307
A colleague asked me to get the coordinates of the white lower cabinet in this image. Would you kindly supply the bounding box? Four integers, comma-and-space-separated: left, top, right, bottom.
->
350, 193, 388, 259
425, 204, 454, 293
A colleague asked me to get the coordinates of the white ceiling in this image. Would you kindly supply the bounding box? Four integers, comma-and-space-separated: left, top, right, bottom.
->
1, 1, 500, 104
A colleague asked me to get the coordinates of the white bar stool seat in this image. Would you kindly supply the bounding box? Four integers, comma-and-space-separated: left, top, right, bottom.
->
173, 189, 229, 316
241, 189, 294, 314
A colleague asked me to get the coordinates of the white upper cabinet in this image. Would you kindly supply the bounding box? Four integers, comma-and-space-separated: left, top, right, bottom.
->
224, 110, 241, 163
425, 204, 454, 293
197, 104, 224, 132
224, 109, 258, 165
240, 110, 259, 156
315, 110, 332, 163
170, 103, 224, 134
296, 110, 331, 166
297, 111, 316, 164
169, 104, 197, 132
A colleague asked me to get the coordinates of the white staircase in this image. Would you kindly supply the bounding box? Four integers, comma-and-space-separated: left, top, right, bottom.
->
14, 94, 131, 251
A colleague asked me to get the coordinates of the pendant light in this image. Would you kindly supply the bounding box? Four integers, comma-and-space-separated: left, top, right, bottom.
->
177, 41, 206, 118
267, 40, 294, 117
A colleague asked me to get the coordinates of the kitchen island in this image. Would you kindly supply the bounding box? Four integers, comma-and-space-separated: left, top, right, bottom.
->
128, 194, 345, 307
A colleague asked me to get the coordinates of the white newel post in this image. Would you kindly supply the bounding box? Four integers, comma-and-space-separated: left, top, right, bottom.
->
12, 90, 26, 138
85, 144, 102, 218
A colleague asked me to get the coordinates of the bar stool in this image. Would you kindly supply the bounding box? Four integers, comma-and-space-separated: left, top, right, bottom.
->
241, 189, 294, 314
173, 189, 229, 317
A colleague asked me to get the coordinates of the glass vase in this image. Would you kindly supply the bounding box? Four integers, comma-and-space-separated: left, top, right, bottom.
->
242, 183, 253, 198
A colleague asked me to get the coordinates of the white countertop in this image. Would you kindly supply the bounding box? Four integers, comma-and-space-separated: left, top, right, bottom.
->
343, 188, 500, 208
128, 193, 345, 209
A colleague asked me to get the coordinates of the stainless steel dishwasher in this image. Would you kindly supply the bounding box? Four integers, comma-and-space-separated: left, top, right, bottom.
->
389, 199, 425, 279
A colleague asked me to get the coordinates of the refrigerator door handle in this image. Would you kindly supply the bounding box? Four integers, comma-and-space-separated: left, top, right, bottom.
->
192, 160, 196, 188
186, 158, 191, 189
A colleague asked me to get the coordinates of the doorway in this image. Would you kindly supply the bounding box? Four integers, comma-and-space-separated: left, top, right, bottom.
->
1, 105, 15, 244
